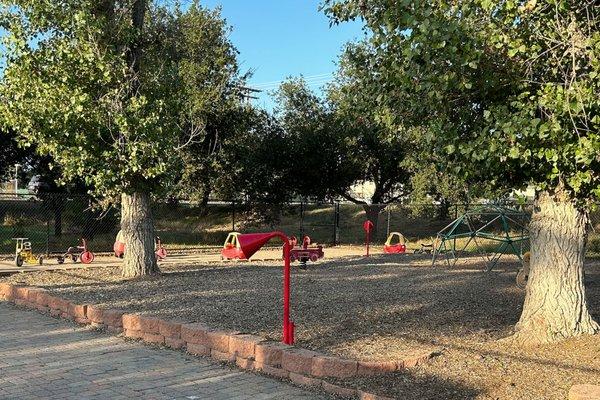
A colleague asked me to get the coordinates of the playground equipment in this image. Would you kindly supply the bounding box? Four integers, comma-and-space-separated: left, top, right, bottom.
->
221, 232, 246, 260
432, 204, 529, 271
57, 238, 95, 264
155, 236, 167, 260
13, 238, 43, 267
235, 232, 296, 345
384, 232, 407, 254
363, 220, 374, 256
289, 235, 324, 264
114, 231, 168, 261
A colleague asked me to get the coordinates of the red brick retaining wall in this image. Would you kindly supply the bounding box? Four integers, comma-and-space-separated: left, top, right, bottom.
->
0, 283, 437, 400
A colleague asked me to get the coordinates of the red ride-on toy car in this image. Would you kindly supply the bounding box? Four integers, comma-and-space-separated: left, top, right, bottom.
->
58, 238, 95, 264
113, 231, 168, 260
384, 232, 407, 254
289, 235, 324, 265
221, 232, 247, 260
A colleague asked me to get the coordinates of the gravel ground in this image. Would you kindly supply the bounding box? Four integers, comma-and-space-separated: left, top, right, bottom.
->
2, 253, 599, 400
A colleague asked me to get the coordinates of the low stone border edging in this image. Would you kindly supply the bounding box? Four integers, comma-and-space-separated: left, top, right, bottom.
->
0, 283, 438, 400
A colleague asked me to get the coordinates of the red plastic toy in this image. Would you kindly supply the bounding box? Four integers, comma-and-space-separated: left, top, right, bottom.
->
221, 232, 247, 260
58, 238, 95, 264
113, 231, 168, 260
289, 235, 324, 263
384, 232, 407, 254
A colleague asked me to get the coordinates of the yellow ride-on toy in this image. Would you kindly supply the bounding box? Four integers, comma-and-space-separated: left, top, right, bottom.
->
13, 238, 44, 267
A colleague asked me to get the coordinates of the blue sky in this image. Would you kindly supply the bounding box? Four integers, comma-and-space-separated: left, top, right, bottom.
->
0, 2, 364, 110
198, 0, 364, 110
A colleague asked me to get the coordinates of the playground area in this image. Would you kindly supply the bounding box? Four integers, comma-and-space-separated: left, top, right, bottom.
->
3, 253, 599, 399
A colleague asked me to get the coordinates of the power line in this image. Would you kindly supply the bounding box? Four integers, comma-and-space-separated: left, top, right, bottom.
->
249, 73, 333, 90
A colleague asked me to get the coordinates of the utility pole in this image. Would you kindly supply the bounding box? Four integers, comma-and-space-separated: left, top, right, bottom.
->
235, 85, 262, 103
14, 163, 21, 198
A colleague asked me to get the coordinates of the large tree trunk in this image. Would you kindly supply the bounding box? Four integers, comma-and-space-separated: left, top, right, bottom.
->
363, 204, 387, 239
121, 192, 159, 278
514, 192, 598, 344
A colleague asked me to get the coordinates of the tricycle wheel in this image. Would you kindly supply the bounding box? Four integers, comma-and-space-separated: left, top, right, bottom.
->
516, 268, 528, 289
80, 251, 94, 264
15, 255, 23, 267
309, 253, 319, 262
38, 256, 44, 265
57, 256, 64, 264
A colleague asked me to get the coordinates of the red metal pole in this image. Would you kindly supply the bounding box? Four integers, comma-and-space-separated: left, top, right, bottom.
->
282, 238, 294, 344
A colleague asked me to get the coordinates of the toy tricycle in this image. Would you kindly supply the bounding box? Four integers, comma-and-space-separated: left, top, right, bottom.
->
221, 232, 247, 260
289, 235, 324, 264
13, 238, 43, 267
57, 238, 95, 264
113, 230, 168, 261
384, 232, 407, 254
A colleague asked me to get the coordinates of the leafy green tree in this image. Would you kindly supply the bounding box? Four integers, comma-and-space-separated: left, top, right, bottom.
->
275, 65, 411, 231
323, 0, 599, 343
0, 0, 240, 277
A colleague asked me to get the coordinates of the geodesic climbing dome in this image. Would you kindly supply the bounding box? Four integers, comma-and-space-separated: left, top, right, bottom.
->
431, 204, 529, 271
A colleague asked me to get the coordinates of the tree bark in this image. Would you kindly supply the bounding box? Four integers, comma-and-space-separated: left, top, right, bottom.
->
363, 204, 387, 238
121, 192, 159, 278
513, 191, 598, 344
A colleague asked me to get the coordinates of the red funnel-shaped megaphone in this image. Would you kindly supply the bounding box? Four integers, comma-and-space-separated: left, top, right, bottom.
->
237, 232, 280, 259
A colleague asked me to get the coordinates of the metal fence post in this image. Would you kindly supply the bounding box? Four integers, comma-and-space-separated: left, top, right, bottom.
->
386, 208, 391, 238
46, 217, 50, 256
332, 203, 340, 246
300, 201, 304, 238
232, 200, 236, 232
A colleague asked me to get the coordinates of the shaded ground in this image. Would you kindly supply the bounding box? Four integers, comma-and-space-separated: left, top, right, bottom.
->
2, 254, 599, 399
0, 302, 324, 400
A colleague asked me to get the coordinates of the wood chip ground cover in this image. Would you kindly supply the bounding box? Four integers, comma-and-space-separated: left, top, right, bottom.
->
2, 254, 598, 400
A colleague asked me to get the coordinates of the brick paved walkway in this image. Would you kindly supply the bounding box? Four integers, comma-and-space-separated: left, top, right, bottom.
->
0, 302, 327, 400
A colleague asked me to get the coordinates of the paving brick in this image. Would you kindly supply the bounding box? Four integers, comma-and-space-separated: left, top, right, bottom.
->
68, 304, 87, 319
165, 337, 186, 349
102, 309, 124, 328
122, 314, 142, 331
311, 355, 357, 379
229, 334, 264, 359
0, 283, 13, 299
255, 342, 290, 367
187, 343, 210, 356
181, 323, 210, 344
206, 330, 232, 353
158, 319, 181, 339
281, 348, 319, 375
138, 315, 161, 334
357, 360, 397, 376
85, 305, 103, 324
143, 332, 165, 345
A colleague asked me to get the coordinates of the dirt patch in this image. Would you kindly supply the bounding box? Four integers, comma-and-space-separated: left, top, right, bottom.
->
2, 253, 599, 399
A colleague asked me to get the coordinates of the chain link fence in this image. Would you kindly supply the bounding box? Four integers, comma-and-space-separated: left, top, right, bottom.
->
4, 192, 600, 258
